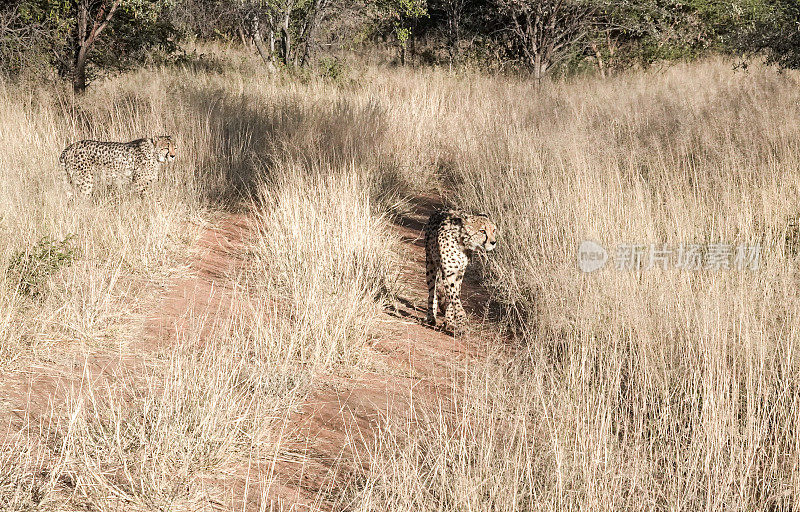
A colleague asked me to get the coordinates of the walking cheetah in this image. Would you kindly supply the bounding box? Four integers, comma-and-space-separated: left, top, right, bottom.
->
60, 136, 176, 196
424, 208, 497, 333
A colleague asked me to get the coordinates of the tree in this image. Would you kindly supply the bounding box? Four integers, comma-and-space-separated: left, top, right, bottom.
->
1, 6, 51, 78
730, 0, 800, 69
441, 0, 466, 68
495, 0, 597, 79
296, 0, 330, 66
231, 0, 333, 69
588, 0, 728, 74
1, 0, 183, 91
71, 0, 182, 92
235, 2, 279, 70
72, 0, 121, 92
373, 0, 427, 64
0, 1, 72, 80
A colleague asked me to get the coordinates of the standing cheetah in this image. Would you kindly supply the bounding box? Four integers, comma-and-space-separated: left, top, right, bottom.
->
424, 208, 497, 333
60, 136, 176, 196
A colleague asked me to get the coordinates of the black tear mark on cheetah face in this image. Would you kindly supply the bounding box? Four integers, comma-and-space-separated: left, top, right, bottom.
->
153, 135, 177, 163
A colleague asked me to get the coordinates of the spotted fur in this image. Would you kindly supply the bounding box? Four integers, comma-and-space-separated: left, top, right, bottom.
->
424, 209, 497, 333
60, 136, 176, 196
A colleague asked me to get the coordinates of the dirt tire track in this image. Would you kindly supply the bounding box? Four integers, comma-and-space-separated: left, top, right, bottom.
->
0, 198, 497, 511
144, 213, 252, 350
251, 196, 498, 510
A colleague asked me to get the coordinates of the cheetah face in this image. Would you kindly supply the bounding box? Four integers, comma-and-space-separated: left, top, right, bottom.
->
153, 136, 177, 163
463, 214, 497, 252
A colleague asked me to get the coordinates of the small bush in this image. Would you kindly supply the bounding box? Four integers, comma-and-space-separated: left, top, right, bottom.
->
318, 56, 346, 83
7, 235, 78, 297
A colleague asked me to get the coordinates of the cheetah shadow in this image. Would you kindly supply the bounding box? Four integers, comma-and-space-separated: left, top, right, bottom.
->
64, 185, 149, 207
384, 295, 457, 336
385, 296, 426, 321
390, 195, 447, 247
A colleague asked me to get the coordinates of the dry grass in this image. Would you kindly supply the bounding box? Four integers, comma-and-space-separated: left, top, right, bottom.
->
3, 45, 800, 510
0, 46, 405, 509
349, 59, 800, 510
0, 324, 306, 510
245, 165, 400, 370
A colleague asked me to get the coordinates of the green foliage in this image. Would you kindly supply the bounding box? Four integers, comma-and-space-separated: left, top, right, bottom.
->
584, 0, 800, 72
395, 0, 427, 46
14, 0, 72, 26
0, 1, 72, 80
91, 0, 183, 73
729, 0, 800, 69
0, 0, 184, 85
5, 0, 800, 79
7, 235, 78, 297
374, 0, 428, 49
317, 55, 345, 81
592, 0, 730, 69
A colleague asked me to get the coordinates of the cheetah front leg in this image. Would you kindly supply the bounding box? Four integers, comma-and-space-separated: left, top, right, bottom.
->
134, 178, 153, 197
443, 275, 467, 334
425, 261, 439, 326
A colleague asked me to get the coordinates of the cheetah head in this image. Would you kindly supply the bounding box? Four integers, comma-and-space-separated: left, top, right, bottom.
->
152, 135, 177, 163
462, 214, 497, 252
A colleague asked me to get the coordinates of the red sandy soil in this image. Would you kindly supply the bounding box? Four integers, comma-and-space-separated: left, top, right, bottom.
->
238, 196, 502, 510
0, 198, 501, 511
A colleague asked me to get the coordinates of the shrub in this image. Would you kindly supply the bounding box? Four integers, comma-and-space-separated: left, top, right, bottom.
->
318, 56, 346, 82
7, 234, 78, 297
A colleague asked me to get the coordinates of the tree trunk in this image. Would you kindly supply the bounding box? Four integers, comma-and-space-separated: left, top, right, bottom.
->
251, 15, 277, 72
295, 13, 308, 67
592, 42, 605, 78
73, 1, 88, 94
446, 6, 459, 72
237, 23, 248, 47
298, 0, 324, 67
269, 29, 275, 58
448, 44, 453, 72
73, 45, 88, 93
71, 0, 120, 94
533, 52, 542, 80
606, 33, 617, 70
281, 8, 291, 66
409, 29, 416, 65
254, 32, 277, 72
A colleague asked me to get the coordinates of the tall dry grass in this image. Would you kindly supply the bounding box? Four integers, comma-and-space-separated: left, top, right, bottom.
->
349, 59, 800, 510
3, 45, 800, 510
246, 166, 399, 370
0, 45, 406, 509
